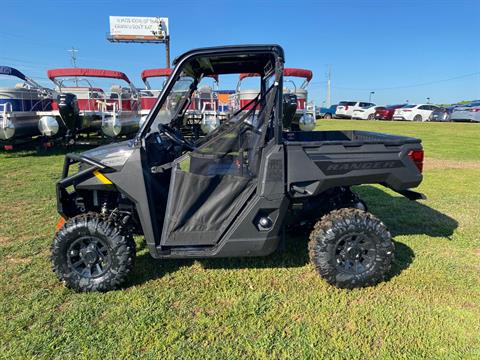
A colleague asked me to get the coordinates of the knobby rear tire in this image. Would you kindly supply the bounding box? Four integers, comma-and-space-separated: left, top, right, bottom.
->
308, 208, 394, 289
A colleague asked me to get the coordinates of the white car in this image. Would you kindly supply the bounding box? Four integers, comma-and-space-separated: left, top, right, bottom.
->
351, 105, 382, 120
450, 103, 480, 122
335, 101, 375, 118
392, 104, 440, 122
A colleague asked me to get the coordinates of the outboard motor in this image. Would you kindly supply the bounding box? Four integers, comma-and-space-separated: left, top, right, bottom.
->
282, 93, 298, 130
57, 93, 80, 141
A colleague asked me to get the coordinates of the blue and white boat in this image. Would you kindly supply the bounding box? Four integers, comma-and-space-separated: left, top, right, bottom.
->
0, 66, 59, 144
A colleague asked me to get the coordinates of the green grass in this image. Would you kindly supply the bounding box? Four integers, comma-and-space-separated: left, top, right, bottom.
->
0, 121, 479, 359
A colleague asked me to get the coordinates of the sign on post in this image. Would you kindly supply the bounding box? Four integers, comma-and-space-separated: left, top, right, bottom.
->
109, 16, 169, 42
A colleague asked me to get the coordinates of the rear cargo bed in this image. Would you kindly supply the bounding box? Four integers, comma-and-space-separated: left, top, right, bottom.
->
283, 130, 423, 196
283, 130, 420, 146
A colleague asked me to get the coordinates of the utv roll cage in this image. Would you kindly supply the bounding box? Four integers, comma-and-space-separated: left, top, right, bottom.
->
136, 45, 285, 144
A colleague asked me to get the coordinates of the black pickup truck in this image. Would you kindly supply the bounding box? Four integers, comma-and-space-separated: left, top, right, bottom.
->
51, 45, 424, 292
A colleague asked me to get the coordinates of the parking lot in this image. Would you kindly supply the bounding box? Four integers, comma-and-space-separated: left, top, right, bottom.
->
1, 120, 478, 358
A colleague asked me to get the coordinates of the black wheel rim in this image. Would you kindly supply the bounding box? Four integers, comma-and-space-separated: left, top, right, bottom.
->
335, 233, 376, 275
67, 236, 112, 278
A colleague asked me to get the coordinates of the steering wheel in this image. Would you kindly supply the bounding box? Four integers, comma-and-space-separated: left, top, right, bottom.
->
158, 124, 195, 151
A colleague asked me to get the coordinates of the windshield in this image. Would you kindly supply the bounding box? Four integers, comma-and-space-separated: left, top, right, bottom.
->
151, 74, 195, 128
194, 83, 272, 148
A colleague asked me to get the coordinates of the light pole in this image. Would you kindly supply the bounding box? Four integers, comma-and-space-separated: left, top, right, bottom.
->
369, 91, 375, 102
406, 99, 409, 104
325, 65, 332, 107
426, 97, 431, 104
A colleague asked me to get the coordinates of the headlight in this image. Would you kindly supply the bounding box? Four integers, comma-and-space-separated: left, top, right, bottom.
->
299, 113, 316, 131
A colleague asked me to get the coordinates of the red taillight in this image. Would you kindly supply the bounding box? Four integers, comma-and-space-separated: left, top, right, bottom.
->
403, 109, 412, 112
469, 108, 480, 112
408, 150, 424, 173
345, 105, 349, 110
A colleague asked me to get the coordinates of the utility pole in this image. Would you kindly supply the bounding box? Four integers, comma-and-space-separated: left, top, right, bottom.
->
326, 64, 331, 107
369, 91, 375, 102
152, 19, 170, 68
68, 47, 79, 85
165, 36, 170, 68
68, 47, 78, 67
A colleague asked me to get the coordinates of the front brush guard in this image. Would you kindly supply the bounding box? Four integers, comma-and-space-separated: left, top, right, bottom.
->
56, 153, 112, 217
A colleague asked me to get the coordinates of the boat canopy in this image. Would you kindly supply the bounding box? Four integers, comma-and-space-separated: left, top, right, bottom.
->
0, 65, 44, 89
141, 68, 219, 90
141, 68, 172, 82
284, 68, 313, 81
240, 68, 312, 81
47, 68, 137, 93
0, 66, 27, 80
48, 68, 132, 84
239, 72, 259, 81
141, 68, 219, 82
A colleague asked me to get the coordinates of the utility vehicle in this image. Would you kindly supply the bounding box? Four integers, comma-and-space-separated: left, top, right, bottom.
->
52, 45, 425, 292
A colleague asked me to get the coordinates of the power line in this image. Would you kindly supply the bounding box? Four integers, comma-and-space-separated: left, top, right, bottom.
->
0, 55, 56, 68
332, 72, 480, 91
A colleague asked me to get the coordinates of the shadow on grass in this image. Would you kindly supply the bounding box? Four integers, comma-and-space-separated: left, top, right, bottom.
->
127, 185, 457, 287
0, 133, 123, 158
356, 186, 458, 239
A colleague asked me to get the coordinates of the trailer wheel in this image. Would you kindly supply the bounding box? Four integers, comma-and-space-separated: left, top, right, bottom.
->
308, 208, 393, 288
51, 213, 135, 292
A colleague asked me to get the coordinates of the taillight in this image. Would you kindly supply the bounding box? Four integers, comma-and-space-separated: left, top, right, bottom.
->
345, 105, 349, 110
408, 150, 424, 173
403, 109, 412, 112
468, 108, 480, 112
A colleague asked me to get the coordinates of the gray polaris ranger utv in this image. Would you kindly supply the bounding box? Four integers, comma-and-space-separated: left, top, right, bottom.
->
52, 45, 425, 292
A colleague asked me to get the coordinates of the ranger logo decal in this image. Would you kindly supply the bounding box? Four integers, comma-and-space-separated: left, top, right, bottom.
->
315, 160, 403, 175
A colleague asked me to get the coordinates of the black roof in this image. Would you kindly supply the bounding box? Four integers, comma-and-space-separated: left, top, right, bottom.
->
172, 44, 285, 76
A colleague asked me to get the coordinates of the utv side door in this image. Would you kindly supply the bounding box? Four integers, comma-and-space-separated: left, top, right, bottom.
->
159, 100, 276, 247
